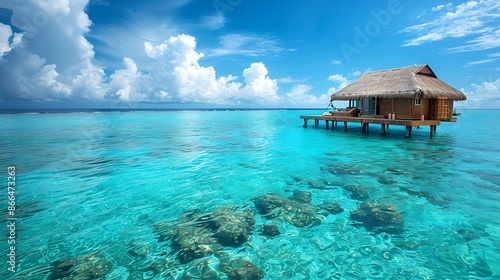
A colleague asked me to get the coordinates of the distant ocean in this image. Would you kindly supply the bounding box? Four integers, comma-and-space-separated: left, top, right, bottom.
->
1, 109, 499, 279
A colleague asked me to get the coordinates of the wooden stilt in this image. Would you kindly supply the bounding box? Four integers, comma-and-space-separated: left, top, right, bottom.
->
362, 123, 370, 133
405, 126, 412, 138
300, 115, 440, 138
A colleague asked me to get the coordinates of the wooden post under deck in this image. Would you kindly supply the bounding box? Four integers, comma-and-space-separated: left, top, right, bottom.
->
430, 125, 437, 137
405, 126, 412, 138
362, 123, 370, 134
299, 115, 441, 138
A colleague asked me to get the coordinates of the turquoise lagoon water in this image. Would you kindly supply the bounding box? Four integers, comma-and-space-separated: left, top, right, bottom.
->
1, 109, 499, 279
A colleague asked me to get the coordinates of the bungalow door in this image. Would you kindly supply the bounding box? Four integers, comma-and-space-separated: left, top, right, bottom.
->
363, 97, 376, 115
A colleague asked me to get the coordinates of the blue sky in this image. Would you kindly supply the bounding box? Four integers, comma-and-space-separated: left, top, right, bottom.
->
0, 0, 499, 108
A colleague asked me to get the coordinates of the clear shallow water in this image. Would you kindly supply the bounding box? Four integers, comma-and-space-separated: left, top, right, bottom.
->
0, 109, 499, 279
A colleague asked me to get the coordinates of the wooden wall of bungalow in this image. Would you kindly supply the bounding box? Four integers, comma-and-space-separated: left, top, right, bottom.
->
354, 97, 455, 121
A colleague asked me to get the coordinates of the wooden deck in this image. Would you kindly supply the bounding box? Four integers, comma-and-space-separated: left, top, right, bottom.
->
300, 115, 441, 138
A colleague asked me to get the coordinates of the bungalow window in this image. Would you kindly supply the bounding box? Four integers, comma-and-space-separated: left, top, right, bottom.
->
414, 98, 421, 105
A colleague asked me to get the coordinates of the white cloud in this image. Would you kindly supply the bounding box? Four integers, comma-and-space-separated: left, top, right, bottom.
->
402, 0, 500, 51
33, 64, 71, 98
0, 1, 317, 107
285, 84, 330, 107
458, 77, 500, 109
0, 23, 22, 58
277, 76, 307, 84
352, 68, 372, 77
198, 14, 226, 30
327, 74, 348, 84
326, 73, 349, 96
208, 34, 285, 57
0, 0, 107, 101
0, 23, 13, 57
432, 5, 445, 11
403, 32, 444, 47
463, 50, 500, 67
241, 62, 280, 103
144, 42, 168, 60
432, 3, 452, 11
331, 60, 342, 65
447, 29, 500, 52
109, 57, 144, 101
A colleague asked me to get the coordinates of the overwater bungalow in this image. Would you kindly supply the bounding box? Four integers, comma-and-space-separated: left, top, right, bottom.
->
300, 65, 467, 138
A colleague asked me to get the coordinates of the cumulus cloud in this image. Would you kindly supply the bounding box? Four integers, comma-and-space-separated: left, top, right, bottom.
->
326, 73, 349, 95
0, 23, 13, 57
402, 0, 500, 51
458, 77, 500, 109
0, 0, 324, 107
241, 62, 280, 103
327, 74, 348, 84
0, 0, 107, 101
285, 84, 329, 106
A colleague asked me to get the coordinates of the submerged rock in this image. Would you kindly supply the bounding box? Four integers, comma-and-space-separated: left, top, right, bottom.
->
400, 187, 439, 205
210, 207, 255, 247
173, 227, 223, 264
343, 185, 369, 201
396, 241, 420, 250
258, 224, 281, 237
292, 190, 312, 203
254, 192, 322, 228
126, 240, 151, 258
49, 253, 113, 280
306, 179, 327, 189
321, 163, 364, 175
320, 201, 344, 215
154, 205, 256, 263
457, 228, 479, 242
350, 202, 404, 233
290, 208, 322, 227
220, 258, 264, 280
254, 193, 289, 218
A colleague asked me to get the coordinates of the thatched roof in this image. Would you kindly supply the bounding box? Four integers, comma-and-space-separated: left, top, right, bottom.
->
331, 65, 467, 101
